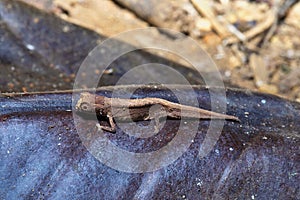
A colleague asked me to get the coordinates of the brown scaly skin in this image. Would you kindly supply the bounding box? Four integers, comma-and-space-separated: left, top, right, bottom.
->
75, 92, 240, 133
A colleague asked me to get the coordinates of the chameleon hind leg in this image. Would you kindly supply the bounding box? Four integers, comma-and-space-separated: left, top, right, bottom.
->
146, 105, 167, 133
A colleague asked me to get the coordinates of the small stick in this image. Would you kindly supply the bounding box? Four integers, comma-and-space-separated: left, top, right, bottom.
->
225, 10, 276, 45
190, 0, 231, 38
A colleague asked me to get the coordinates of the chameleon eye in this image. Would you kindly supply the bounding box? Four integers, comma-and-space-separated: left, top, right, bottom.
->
80, 103, 91, 111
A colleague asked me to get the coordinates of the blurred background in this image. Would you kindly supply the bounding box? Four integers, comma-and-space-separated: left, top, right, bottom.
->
2, 0, 300, 102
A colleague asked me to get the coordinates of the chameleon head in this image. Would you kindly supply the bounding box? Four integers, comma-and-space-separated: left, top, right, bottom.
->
75, 92, 96, 113
75, 92, 107, 114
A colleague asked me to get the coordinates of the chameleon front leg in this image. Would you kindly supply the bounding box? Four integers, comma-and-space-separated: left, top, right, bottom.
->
97, 113, 116, 133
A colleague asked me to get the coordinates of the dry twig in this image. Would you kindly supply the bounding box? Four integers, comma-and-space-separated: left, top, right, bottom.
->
190, 0, 231, 38
225, 10, 276, 45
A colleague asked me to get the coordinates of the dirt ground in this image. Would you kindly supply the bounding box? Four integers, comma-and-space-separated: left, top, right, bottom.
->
20, 0, 300, 102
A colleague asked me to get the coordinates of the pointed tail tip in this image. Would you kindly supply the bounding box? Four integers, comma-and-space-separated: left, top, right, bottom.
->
219, 112, 240, 122
224, 113, 240, 122
231, 116, 241, 122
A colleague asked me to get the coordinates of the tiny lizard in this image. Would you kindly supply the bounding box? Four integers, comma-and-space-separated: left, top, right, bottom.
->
75, 92, 240, 133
